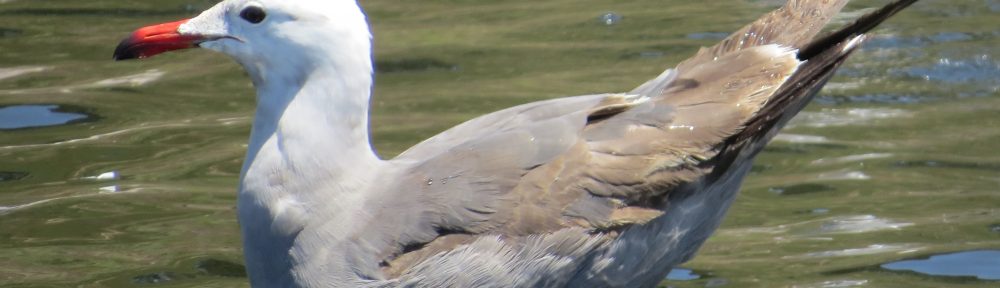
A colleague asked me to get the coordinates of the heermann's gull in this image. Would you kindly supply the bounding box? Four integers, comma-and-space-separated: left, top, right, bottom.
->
113, 0, 918, 287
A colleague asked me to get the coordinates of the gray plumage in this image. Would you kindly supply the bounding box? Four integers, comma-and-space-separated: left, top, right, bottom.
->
113, 0, 919, 287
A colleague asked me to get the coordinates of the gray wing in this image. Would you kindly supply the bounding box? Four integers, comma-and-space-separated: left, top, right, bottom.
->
354, 0, 918, 285
375, 44, 801, 275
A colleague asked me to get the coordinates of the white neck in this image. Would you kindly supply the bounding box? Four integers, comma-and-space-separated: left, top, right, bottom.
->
243, 58, 379, 173
235, 28, 384, 287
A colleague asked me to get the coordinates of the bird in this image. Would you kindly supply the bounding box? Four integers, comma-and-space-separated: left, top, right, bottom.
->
113, 0, 918, 287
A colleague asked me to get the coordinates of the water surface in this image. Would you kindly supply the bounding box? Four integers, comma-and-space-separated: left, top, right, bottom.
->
1, 0, 997, 287
881, 250, 1000, 280
0, 104, 91, 129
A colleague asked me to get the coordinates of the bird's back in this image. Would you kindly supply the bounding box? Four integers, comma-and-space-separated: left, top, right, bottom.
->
304, 0, 917, 286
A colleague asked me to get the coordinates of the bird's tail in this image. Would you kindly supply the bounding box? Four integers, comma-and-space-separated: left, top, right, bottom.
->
731, 0, 918, 147
715, 0, 919, 174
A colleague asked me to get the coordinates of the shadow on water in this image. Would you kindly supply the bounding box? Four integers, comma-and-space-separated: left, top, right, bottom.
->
881, 250, 1000, 281
0, 104, 98, 130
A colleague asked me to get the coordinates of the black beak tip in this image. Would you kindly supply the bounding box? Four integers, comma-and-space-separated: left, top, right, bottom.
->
113, 37, 140, 61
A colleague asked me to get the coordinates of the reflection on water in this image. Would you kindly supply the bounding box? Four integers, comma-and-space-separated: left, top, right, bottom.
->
665, 268, 701, 281
1, 0, 998, 287
0, 171, 28, 182
0, 104, 92, 129
881, 250, 1000, 281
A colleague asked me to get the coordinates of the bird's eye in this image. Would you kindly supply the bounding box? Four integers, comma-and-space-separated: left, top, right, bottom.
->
240, 6, 267, 24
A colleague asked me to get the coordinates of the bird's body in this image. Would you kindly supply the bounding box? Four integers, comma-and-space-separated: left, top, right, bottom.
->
114, 0, 919, 287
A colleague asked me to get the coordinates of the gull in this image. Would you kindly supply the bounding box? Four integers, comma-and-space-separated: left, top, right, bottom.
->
114, 0, 918, 287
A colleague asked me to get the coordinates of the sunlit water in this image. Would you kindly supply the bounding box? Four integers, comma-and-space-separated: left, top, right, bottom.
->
1, 0, 997, 287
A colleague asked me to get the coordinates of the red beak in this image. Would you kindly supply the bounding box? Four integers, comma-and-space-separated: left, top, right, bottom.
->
113, 19, 202, 61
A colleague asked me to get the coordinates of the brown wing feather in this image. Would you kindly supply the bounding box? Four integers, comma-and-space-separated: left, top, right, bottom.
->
376, 0, 889, 278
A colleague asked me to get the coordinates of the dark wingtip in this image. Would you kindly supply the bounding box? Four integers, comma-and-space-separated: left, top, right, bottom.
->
799, 0, 919, 60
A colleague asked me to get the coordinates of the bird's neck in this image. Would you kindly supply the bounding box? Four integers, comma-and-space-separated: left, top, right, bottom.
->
237, 45, 384, 286
245, 63, 379, 175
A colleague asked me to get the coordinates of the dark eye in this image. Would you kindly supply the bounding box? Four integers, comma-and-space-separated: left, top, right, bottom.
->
240, 6, 266, 24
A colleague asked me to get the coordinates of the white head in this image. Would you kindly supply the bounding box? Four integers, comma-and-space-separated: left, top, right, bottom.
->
115, 0, 378, 165
114, 0, 373, 87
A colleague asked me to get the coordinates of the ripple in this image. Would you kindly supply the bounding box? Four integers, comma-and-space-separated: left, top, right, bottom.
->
815, 170, 870, 181
814, 93, 934, 105
810, 244, 917, 258
811, 153, 893, 165
894, 55, 1000, 85
817, 215, 912, 234
928, 32, 974, 43
772, 133, 832, 144
863, 31, 979, 51
769, 183, 835, 196
788, 108, 910, 128
793, 279, 869, 288
881, 250, 1000, 280
893, 160, 1000, 172
862, 33, 928, 50
686, 32, 729, 40
82, 171, 118, 181
0, 66, 48, 81
91, 69, 165, 87
0, 194, 83, 215
375, 58, 457, 74
0, 104, 95, 130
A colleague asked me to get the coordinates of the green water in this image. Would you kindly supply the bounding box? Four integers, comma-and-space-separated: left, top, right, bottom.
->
1, 0, 997, 287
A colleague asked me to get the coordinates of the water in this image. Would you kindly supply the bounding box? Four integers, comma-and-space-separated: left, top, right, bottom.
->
665, 268, 701, 281
0, 104, 91, 129
599, 12, 622, 26
1, 0, 998, 287
882, 250, 1000, 280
